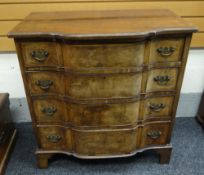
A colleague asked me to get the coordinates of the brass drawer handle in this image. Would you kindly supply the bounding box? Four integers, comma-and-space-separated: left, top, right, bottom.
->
153, 75, 170, 85
157, 46, 175, 57
30, 50, 49, 62
149, 103, 166, 112
0, 131, 5, 144
46, 135, 62, 143
41, 106, 57, 116
35, 80, 53, 90
147, 130, 162, 139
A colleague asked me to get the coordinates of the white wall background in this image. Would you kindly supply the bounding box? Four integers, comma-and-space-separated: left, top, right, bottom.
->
0, 49, 204, 122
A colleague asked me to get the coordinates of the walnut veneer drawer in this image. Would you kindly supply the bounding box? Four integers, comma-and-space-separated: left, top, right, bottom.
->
143, 96, 174, 120
33, 99, 66, 123
21, 42, 62, 67
66, 73, 142, 98
73, 128, 137, 156
21, 38, 184, 69
28, 71, 142, 98
149, 38, 185, 64
38, 126, 138, 156
27, 72, 65, 95
63, 43, 145, 69
146, 68, 178, 92
33, 95, 174, 125
33, 98, 140, 126
28, 67, 178, 97
38, 122, 170, 155
140, 122, 171, 148
38, 126, 72, 151
68, 102, 140, 126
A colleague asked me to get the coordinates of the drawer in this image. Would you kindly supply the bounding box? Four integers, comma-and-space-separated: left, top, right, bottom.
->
74, 128, 137, 156
21, 42, 62, 67
142, 96, 174, 120
140, 122, 170, 147
33, 99, 66, 123
27, 72, 142, 98
66, 73, 142, 99
146, 68, 178, 92
27, 72, 65, 95
38, 126, 137, 156
38, 126, 67, 150
63, 43, 145, 69
33, 98, 140, 126
68, 101, 140, 126
149, 38, 184, 64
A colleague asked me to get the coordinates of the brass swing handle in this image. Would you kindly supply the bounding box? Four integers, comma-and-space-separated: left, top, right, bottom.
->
157, 46, 175, 57
149, 103, 166, 112
47, 135, 62, 143
30, 50, 49, 62
35, 80, 53, 90
154, 75, 170, 85
147, 130, 162, 139
41, 106, 57, 116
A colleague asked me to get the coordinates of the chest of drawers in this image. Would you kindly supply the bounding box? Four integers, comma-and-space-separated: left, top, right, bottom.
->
8, 9, 197, 168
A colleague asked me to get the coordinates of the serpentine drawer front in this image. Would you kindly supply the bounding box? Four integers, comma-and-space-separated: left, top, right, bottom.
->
8, 9, 197, 168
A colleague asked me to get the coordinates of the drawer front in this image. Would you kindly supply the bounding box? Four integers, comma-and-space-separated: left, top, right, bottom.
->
63, 43, 145, 69
66, 73, 142, 99
149, 38, 184, 63
38, 126, 67, 150
27, 72, 64, 95
21, 42, 61, 67
33, 99, 66, 123
68, 102, 140, 126
143, 96, 174, 120
27, 72, 142, 98
74, 128, 137, 156
146, 68, 178, 92
140, 122, 170, 147
33, 98, 140, 126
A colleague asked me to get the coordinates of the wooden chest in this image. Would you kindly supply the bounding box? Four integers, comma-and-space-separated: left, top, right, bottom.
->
8, 9, 197, 168
0, 93, 16, 175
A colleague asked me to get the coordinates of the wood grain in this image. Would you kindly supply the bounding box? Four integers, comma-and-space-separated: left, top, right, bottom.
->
63, 43, 145, 69
146, 68, 178, 92
8, 10, 197, 39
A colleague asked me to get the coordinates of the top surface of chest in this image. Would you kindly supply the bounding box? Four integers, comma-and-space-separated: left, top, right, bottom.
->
8, 9, 197, 40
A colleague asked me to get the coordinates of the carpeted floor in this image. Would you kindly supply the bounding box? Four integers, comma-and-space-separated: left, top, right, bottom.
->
5, 118, 204, 175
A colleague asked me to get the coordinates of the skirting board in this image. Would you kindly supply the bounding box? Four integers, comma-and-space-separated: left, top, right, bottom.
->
8, 93, 202, 123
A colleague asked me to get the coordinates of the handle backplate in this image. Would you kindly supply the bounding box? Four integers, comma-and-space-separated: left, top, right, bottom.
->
35, 80, 53, 90
157, 46, 175, 57
149, 103, 166, 112
30, 50, 49, 62
46, 135, 62, 143
147, 130, 162, 139
41, 106, 57, 116
154, 75, 170, 85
